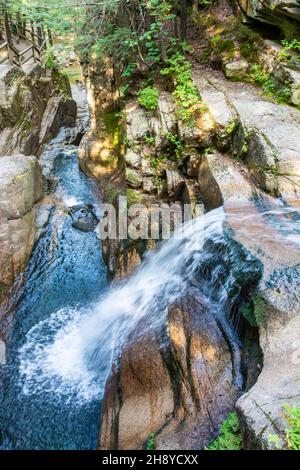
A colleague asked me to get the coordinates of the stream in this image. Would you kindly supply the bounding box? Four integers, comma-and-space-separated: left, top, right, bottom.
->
1, 90, 300, 450
0, 143, 108, 449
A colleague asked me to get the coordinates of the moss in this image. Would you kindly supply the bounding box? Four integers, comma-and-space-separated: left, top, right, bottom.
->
225, 120, 237, 135
63, 65, 83, 85
283, 405, 300, 450
253, 294, 268, 328
210, 34, 235, 54
126, 188, 144, 206
199, 46, 212, 64
102, 111, 121, 146
51, 68, 72, 98
105, 186, 120, 204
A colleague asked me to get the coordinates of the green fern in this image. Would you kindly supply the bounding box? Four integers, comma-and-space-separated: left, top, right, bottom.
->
146, 433, 156, 450
207, 412, 242, 450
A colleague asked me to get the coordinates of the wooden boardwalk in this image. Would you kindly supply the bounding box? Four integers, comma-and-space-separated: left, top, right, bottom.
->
0, 9, 51, 68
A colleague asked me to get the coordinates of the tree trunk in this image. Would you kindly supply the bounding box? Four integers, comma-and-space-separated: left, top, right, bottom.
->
180, 0, 187, 41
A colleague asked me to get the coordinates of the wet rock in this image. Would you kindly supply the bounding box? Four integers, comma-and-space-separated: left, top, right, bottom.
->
99, 293, 238, 450
197, 149, 300, 449
70, 205, 99, 232
0, 154, 42, 301
35, 204, 52, 241
79, 131, 119, 180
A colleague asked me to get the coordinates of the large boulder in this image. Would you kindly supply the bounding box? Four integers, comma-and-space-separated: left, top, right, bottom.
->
197, 151, 300, 449
78, 131, 119, 180
0, 155, 42, 302
193, 69, 300, 200
238, 0, 300, 37
99, 293, 239, 450
0, 64, 76, 157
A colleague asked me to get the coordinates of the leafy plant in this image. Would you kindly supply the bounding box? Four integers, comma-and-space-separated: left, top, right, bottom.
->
250, 64, 291, 104
207, 412, 242, 450
253, 295, 268, 328
161, 52, 203, 123
283, 405, 300, 450
144, 135, 156, 146
281, 38, 300, 52
146, 433, 156, 450
137, 86, 159, 112
211, 34, 234, 54
165, 132, 182, 160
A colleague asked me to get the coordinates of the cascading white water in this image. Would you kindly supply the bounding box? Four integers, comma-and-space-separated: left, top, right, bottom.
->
19, 207, 227, 403
18, 200, 300, 404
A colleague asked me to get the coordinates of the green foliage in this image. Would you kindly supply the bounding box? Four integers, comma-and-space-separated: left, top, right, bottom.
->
126, 189, 144, 206
283, 405, 300, 450
137, 86, 159, 113
211, 35, 235, 54
146, 433, 156, 450
161, 52, 203, 123
250, 64, 291, 104
240, 43, 252, 59
281, 38, 300, 52
165, 132, 182, 160
199, 0, 212, 7
144, 135, 156, 146
207, 413, 242, 450
253, 295, 268, 328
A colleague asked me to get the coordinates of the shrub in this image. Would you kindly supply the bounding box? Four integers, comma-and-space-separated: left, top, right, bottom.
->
207, 412, 242, 450
250, 64, 291, 104
161, 52, 204, 123
211, 34, 235, 54
137, 86, 159, 112
284, 405, 300, 450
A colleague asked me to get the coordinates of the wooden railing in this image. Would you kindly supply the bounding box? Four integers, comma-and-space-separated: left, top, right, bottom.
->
0, 9, 51, 67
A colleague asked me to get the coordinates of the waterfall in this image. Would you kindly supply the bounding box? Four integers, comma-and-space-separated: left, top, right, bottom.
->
18, 199, 300, 406
18, 206, 242, 403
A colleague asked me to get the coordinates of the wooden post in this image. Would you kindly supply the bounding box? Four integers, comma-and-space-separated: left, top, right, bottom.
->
4, 11, 12, 46
37, 25, 43, 47
30, 20, 35, 43
16, 11, 21, 42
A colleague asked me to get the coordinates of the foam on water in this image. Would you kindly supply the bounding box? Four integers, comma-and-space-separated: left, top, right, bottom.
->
18, 208, 224, 403
18, 201, 300, 404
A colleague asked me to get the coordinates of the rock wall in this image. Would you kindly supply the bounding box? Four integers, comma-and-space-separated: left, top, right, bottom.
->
99, 291, 247, 450
0, 63, 76, 157
0, 155, 42, 302
0, 62, 77, 305
238, 0, 300, 38
79, 3, 300, 449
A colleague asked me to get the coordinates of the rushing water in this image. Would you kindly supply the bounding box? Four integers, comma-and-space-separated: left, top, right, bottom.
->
2, 134, 300, 449
0, 146, 108, 449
